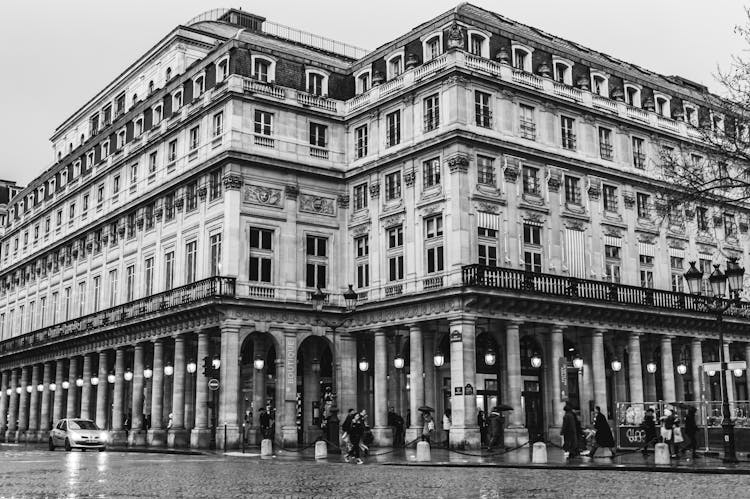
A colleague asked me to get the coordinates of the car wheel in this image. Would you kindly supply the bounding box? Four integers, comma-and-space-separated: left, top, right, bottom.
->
81, 448, 86, 452
64, 438, 71, 452
48, 438, 55, 451
98, 446, 106, 452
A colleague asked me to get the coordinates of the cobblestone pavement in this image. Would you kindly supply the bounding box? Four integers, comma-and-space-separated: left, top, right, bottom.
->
0, 446, 749, 498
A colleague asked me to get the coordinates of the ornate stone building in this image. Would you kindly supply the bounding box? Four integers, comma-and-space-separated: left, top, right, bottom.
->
0, 5, 748, 450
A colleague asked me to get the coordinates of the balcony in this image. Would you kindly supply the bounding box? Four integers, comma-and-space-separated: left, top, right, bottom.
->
461, 265, 750, 319
0, 276, 236, 355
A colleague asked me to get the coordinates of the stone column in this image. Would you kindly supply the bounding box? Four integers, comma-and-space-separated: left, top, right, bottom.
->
448, 317, 479, 449
661, 336, 677, 403
406, 324, 424, 443
724, 342, 736, 404
628, 334, 644, 403
191, 331, 211, 448
591, 330, 607, 414
52, 360, 65, 424
27, 364, 41, 443
279, 332, 298, 447
6, 369, 18, 441
691, 339, 703, 401
0, 371, 8, 439
66, 357, 79, 418
148, 339, 166, 446
250, 335, 267, 445
505, 321, 525, 446
39, 361, 53, 440
386, 336, 399, 412
129, 343, 146, 446
422, 331, 437, 428
17, 366, 29, 442
549, 325, 565, 428
95, 351, 109, 429
80, 353, 93, 420
111, 347, 127, 445
169, 335, 188, 448
337, 334, 358, 418
218, 323, 240, 449
372, 329, 392, 446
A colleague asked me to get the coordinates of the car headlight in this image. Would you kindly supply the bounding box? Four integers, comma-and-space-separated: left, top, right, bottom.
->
100, 433, 108, 443
68, 432, 81, 440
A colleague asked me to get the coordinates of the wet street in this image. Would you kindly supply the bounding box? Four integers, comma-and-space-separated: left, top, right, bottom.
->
1, 446, 749, 498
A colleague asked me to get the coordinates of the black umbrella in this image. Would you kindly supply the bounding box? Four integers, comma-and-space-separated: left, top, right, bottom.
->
494, 404, 514, 412
418, 405, 435, 413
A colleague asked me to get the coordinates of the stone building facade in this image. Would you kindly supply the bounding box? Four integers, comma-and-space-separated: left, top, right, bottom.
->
0, 5, 748, 450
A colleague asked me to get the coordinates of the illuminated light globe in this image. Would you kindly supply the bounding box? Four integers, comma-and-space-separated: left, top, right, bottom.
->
107, 374, 116, 384
75, 378, 84, 387
37, 384, 44, 392
611, 360, 622, 372
143, 367, 153, 379
394, 355, 405, 370
530, 354, 542, 369
124, 369, 133, 381
677, 364, 687, 375
646, 362, 657, 374
15, 387, 21, 394
433, 351, 445, 367
211, 357, 221, 370
358, 356, 369, 372
91, 376, 99, 386
253, 357, 264, 371
735, 368, 744, 378
187, 361, 197, 374
49, 383, 56, 392
62, 381, 70, 390
708, 370, 716, 377
484, 350, 496, 367
26, 385, 32, 393
573, 356, 584, 370
164, 365, 174, 376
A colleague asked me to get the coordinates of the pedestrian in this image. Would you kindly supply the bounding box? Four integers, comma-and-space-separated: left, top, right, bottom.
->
561, 404, 579, 459
442, 409, 451, 447
359, 410, 372, 457
681, 406, 699, 458
661, 408, 677, 458
341, 408, 355, 455
487, 407, 502, 451
259, 407, 271, 439
477, 409, 487, 446
387, 407, 404, 448
639, 408, 657, 455
167, 413, 173, 430
345, 412, 365, 464
421, 411, 435, 443
589, 406, 615, 458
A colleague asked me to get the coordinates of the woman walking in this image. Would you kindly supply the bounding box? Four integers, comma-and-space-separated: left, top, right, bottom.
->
681, 406, 699, 458
589, 406, 616, 457
561, 404, 579, 459
345, 412, 365, 464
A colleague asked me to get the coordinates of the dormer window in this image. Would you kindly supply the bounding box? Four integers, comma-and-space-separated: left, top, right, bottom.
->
148, 80, 155, 94
115, 93, 126, 116
173, 90, 183, 111
73, 160, 81, 178
467, 30, 489, 58
60, 170, 68, 187
165, 67, 172, 81
132, 94, 138, 107
217, 57, 229, 82
591, 72, 609, 98
305, 69, 329, 96
86, 151, 94, 168
624, 84, 641, 107
386, 51, 404, 80
49, 178, 56, 194
80, 134, 85, 146
153, 104, 163, 125
552, 57, 573, 85
422, 33, 442, 62
683, 104, 698, 126
654, 93, 671, 117
134, 117, 144, 136
713, 112, 724, 132
355, 69, 371, 94
193, 75, 205, 97
101, 140, 110, 158
116, 129, 126, 149
103, 104, 112, 125
252, 55, 276, 83
511, 43, 533, 72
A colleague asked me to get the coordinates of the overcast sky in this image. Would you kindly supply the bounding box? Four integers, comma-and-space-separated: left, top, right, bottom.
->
0, 0, 745, 187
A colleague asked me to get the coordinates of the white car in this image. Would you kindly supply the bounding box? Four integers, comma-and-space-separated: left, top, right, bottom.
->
49, 418, 107, 452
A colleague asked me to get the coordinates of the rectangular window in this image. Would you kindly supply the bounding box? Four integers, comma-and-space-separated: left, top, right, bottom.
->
97, 185, 104, 203
385, 171, 401, 200
113, 175, 120, 194
108, 270, 118, 307
210, 234, 222, 277
92, 276, 101, 312
185, 241, 197, 284
524, 251, 542, 273
144, 258, 154, 296
249, 228, 273, 283
605, 262, 621, 283
426, 245, 444, 273
355, 125, 368, 159
478, 226, 498, 267
355, 235, 370, 288
153, 105, 163, 125
475, 91, 492, 128
671, 273, 684, 293
213, 111, 224, 136
209, 170, 222, 200
424, 215, 443, 239
520, 104, 536, 140
386, 110, 401, 147
423, 158, 441, 188
51, 292, 59, 324
186, 181, 198, 211
355, 235, 369, 258
305, 235, 328, 288
168, 140, 177, 162
149, 151, 157, 173
603, 185, 618, 212
637, 193, 650, 219
640, 269, 654, 288
522, 166, 540, 195
599, 127, 613, 160
254, 110, 273, 136
388, 226, 403, 249
353, 183, 368, 211
523, 223, 541, 245
164, 251, 175, 290
561, 116, 576, 150
696, 206, 709, 231
28, 301, 35, 331
632, 137, 645, 169
165, 192, 175, 221
130, 164, 138, 185
126, 265, 135, 301
357, 261, 370, 288
724, 213, 736, 237
477, 155, 495, 186
309, 123, 327, 147
78, 281, 87, 316
564, 176, 581, 205
699, 258, 713, 295
423, 94, 440, 132
173, 91, 183, 111
388, 255, 404, 281
189, 126, 200, 150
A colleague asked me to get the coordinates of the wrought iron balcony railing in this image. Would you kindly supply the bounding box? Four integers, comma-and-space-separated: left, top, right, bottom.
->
0, 276, 236, 355
462, 265, 750, 318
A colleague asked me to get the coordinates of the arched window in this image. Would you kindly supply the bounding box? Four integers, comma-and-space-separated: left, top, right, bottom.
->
385, 50, 405, 80
251, 55, 276, 83
552, 57, 573, 85
80, 134, 85, 145
624, 84, 641, 107
165, 67, 172, 81
148, 81, 155, 94
193, 74, 205, 97
683, 103, 698, 126
132, 94, 138, 107
422, 33, 442, 62
713, 112, 724, 132
511, 43, 533, 72
216, 57, 229, 82
305, 69, 329, 96
355, 68, 371, 94
654, 92, 671, 117
590, 71, 609, 97
467, 30, 489, 58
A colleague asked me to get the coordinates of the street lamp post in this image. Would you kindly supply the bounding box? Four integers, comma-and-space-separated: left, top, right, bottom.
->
310, 285, 358, 409
684, 257, 745, 463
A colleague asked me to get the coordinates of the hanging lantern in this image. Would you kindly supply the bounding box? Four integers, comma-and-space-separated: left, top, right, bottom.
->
433, 351, 445, 367
253, 357, 265, 371
484, 349, 496, 366
187, 361, 197, 374
26, 385, 32, 393
75, 378, 84, 387
677, 363, 687, 375
734, 368, 744, 378
212, 356, 221, 370
646, 362, 657, 374
107, 373, 116, 384
37, 384, 44, 392
49, 383, 56, 392
143, 367, 153, 379
573, 356, 584, 370
124, 369, 133, 382
708, 370, 716, 377
164, 364, 174, 376
91, 376, 99, 386
5, 388, 11, 396
530, 353, 542, 369
394, 355, 405, 370
15, 387, 21, 394
62, 381, 70, 390
358, 356, 369, 372
611, 360, 622, 372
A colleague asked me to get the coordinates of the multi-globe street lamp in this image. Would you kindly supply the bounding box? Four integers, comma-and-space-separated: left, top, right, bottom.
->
684, 257, 745, 463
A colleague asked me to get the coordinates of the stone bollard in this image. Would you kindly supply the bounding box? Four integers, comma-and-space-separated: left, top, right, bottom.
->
261, 438, 273, 456
531, 442, 547, 464
315, 440, 327, 460
654, 443, 670, 465
415, 441, 431, 462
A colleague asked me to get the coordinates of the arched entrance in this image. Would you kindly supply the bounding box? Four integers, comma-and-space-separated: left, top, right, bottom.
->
239, 332, 277, 445
296, 335, 333, 445
520, 335, 543, 441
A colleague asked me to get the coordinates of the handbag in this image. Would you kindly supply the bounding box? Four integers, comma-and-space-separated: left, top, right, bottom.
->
673, 427, 684, 443
660, 426, 672, 441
